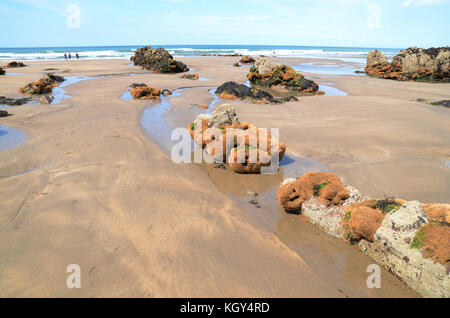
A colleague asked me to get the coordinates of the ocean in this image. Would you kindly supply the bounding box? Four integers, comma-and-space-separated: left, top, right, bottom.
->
0, 45, 401, 62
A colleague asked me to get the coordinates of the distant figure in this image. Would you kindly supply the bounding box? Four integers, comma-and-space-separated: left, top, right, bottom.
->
68, 53, 72, 60
76, 53, 79, 59
64, 53, 67, 60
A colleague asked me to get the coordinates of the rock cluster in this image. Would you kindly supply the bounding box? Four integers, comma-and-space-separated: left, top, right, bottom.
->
216, 81, 298, 104
130, 85, 161, 100
187, 104, 286, 174
6, 61, 26, 68
180, 73, 199, 80
131, 46, 189, 73
248, 57, 319, 94
19, 74, 65, 95
365, 47, 450, 81
277, 172, 450, 297
0, 96, 31, 106
240, 56, 255, 64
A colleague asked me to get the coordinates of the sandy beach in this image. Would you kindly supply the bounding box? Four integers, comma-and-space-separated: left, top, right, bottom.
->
1, 56, 449, 297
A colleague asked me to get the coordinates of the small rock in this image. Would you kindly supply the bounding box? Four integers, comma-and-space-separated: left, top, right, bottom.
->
246, 190, 258, 198
208, 103, 239, 128
161, 89, 172, 96
0, 110, 9, 117
40, 95, 54, 105
215, 163, 226, 169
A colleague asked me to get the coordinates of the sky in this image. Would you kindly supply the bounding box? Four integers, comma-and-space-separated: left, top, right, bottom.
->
0, 0, 449, 48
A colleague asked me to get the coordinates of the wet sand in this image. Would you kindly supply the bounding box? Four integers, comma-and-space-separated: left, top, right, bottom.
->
1, 56, 448, 297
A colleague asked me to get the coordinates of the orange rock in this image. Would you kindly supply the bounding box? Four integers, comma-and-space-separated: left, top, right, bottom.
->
130, 86, 161, 100
277, 172, 350, 213
346, 206, 384, 242
422, 204, 450, 223
421, 222, 450, 265
196, 104, 209, 109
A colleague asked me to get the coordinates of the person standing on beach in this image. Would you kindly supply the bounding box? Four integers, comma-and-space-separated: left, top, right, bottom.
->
76, 53, 79, 59
68, 53, 72, 60
64, 53, 67, 60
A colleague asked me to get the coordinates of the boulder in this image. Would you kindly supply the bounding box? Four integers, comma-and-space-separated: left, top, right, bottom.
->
277, 172, 350, 213
215, 81, 298, 104
208, 103, 239, 128
0, 110, 9, 117
42, 73, 65, 85
0, 96, 31, 106
345, 205, 385, 242
0, 67, 5, 75
161, 89, 172, 96
130, 86, 161, 100
40, 95, 54, 105
233, 62, 241, 67
19, 79, 53, 95
180, 73, 199, 80
366, 50, 388, 66
248, 64, 319, 94
365, 47, 450, 81
240, 56, 255, 64
254, 57, 278, 75
6, 61, 26, 68
131, 46, 189, 73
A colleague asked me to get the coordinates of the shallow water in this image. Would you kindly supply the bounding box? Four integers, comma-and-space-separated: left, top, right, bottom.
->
5, 72, 41, 76
319, 83, 348, 96
0, 125, 25, 151
292, 62, 364, 76
444, 160, 450, 169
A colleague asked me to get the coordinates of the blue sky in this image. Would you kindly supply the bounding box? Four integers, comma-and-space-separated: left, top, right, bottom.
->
0, 0, 449, 48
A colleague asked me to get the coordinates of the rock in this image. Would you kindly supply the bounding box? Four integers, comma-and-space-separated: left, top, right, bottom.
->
277, 172, 350, 213
228, 147, 271, 174
208, 103, 239, 128
130, 83, 147, 89
248, 64, 319, 94
280, 178, 297, 187
422, 204, 450, 223
0, 67, 5, 75
19, 74, 65, 95
161, 89, 172, 96
346, 205, 385, 242
19, 79, 53, 95
240, 56, 255, 64
215, 81, 296, 104
254, 57, 278, 75
233, 62, 241, 67
420, 222, 450, 265
354, 70, 366, 74
6, 61, 26, 68
365, 47, 450, 81
431, 100, 450, 108
366, 50, 388, 66
39, 95, 54, 105
0, 96, 31, 106
131, 46, 189, 73
130, 86, 161, 100
180, 73, 199, 80
0, 110, 9, 117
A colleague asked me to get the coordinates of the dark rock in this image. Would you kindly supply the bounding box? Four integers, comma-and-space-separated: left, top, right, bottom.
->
240, 56, 255, 64
0, 67, 5, 75
130, 83, 147, 89
131, 46, 189, 73
431, 100, 450, 108
6, 61, 26, 68
42, 73, 65, 84
216, 81, 297, 104
0, 110, 9, 117
0, 96, 31, 106
40, 95, 54, 105
161, 89, 172, 96
354, 70, 366, 74
180, 73, 199, 80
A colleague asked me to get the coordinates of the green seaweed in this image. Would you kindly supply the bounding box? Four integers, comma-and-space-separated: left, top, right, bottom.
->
313, 182, 331, 197
411, 227, 426, 250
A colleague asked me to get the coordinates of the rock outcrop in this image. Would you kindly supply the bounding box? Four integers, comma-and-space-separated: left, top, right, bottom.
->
277, 172, 350, 214
240, 56, 255, 64
277, 172, 450, 298
366, 50, 388, 67
130, 85, 161, 100
19, 74, 65, 96
365, 47, 450, 81
254, 57, 277, 75
216, 81, 298, 104
180, 73, 199, 80
0, 96, 31, 106
131, 46, 189, 73
6, 61, 26, 68
248, 62, 319, 94
0, 67, 5, 75
0, 110, 9, 117
187, 104, 286, 174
